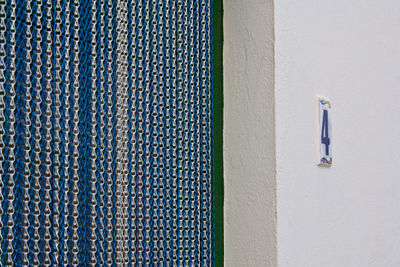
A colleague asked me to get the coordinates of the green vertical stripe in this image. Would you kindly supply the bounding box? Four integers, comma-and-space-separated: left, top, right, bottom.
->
213, 0, 223, 266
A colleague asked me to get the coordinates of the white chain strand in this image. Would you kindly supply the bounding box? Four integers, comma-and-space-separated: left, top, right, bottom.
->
115, 0, 129, 264
6, 0, 16, 264
151, 0, 161, 263
115, 7, 123, 262
170, 0, 178, 264
43, 0, 54, 264
71, 0, 81, 264
90, 0, 99, 265
22, 0, 33, 265
176, 0, 185, 264
121, 2, 130, 262
195, 1, 203, 263
63, 0, 72, 264
0, 0, 6, 258
200, 1, 211, 264
53, 0, 63, 264
156, 1, 166, 263
143, 0, 152, 263
33, 0, 43, 264
128, 1, 138, 264
181, 1, 193, 263
163, 0, 172, 264
206, 1, 213, 264
136, 0, 145, 263
188, 1, 199, 263
106, 0, 115, 264
156, 0, 167, 262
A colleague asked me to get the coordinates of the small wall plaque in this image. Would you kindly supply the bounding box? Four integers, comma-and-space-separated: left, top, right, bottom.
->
318, 97, 332, 167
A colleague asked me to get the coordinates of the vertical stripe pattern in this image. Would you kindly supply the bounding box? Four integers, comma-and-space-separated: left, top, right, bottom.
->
0, 0, 215, 266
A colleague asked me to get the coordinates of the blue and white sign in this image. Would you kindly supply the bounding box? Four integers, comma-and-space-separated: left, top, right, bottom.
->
318, 97, 332, 167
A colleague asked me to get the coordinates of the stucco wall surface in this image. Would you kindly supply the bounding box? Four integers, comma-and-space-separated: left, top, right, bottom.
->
223, 0, 276, 266
275, 1, 400, 266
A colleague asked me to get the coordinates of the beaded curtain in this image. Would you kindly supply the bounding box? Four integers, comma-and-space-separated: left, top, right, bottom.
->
0, 0, 215, 265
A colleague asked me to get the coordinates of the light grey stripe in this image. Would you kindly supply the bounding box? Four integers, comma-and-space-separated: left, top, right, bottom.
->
90, 0, 98, 265
6, 0, 17, 265
63, 0, 71, 264
115, 0, 129, 265
71, 0, 81, 265
22, 0, 33, 265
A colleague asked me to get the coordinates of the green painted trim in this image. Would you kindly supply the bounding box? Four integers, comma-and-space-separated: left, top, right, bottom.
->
213, 0, 223, 266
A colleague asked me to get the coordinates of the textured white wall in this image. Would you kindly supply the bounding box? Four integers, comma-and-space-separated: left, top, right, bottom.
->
223, 0, 276, 266
275, 0, 400, 266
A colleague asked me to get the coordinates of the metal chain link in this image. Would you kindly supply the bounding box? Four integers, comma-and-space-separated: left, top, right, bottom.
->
206, 2, 214, 265
71, 0, 81, 264
115, 0, 129, 264
163, 0, 172, 264
151, 0, 161, 263
0, 0, 6, 260
63, 0, 72, 264
143, 0, 152, 263
169, 0, 179, 264
53, 0, 63, 264
136, 0, 145, 263
128, 0, 138, 264
90, 0, 97, 266
181, 1, 193, 264
90, 0, 99, 265
176, 0, 185, 264
98, 0, 107, 264
33, 0, 44, 264
106, 0, 115, 265
201, 1, 212, 264
6, 0, 16, 265
43, 1, 54, 263
22, 0, 33, 265
188, 1, 200, 264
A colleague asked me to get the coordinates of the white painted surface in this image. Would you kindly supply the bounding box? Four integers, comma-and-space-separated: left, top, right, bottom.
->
224, 0, 276, 266
275, 0, 400, 266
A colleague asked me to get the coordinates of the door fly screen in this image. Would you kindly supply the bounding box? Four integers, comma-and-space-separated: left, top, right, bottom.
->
0, 0, 215, 265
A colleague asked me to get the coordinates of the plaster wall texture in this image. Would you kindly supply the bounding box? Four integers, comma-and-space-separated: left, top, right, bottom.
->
275, 0, 400, 266
223, 0, 276, 266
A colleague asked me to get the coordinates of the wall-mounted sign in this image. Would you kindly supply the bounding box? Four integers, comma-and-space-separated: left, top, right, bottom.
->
318, 97, 332, 167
